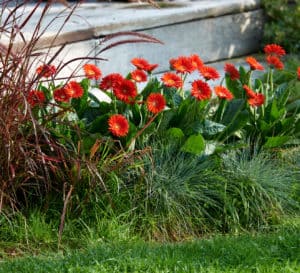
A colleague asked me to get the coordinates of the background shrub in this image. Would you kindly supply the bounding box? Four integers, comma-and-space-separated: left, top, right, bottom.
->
262, 0, 300, 53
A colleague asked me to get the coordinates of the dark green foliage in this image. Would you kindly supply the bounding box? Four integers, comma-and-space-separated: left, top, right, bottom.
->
262, 0, 300, 53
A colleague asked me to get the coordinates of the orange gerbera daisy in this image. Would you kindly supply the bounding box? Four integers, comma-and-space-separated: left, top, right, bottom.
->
246, 57, 264, 71
248, 93, 265, 107
190, 54, 204, 70
214, 86, 234, 100
27, 90, 46, 107
266, 55, 284, 70
264, 44, 286, 57
224, 63, 240, 80
130, 69, 147, 82
243, 85, 265, 107
191, 80, 211, 100
108, 114, 129, 137
113, 79, 137, 103
53, 88, 71, 103
145, 63, 159, 73
297, 67, 300, 80
99, 73, 124, 90
131, 58, 158, 73
83, 63, 102, 80
36, 64, 56, 78
161, 72, 183, 89
146, 93, 166, 114
170, 56, 195, 74
64, 81, 84, 98
243, 85, 256, 98
199, 66, 220, 81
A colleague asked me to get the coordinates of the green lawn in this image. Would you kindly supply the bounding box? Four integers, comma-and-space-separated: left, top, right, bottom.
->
1, 218, 299, 273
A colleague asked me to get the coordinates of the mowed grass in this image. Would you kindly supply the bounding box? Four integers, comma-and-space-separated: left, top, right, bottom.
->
0, 218, 299, 273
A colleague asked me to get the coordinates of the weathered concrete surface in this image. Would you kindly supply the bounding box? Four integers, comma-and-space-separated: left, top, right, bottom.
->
12, 0, 261, 47
2, 0, 263, 77
97, 9, 264, 75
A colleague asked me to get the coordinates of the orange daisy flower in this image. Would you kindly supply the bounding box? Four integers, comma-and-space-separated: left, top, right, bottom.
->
224, 63, 240, 80
99, 73, 124, 90
161, 72, 183, 89
108, 114, 129, 137
145, 63, 159, 73
297, 67, 300, 80
53, 88, 71, 103
64, 81, 84, 98
246, 57, 264, 71
264, 44, 286, 57
27, 90, 46, 107
190, 54, 203, 70
191, 80, 211, 100
199, 66, 220, 81
243, 85, 256, 98
113, 79, 137, 103
266, 55, 284, 70
243, 85, 265, 107
130, 69, 147, 82
36, 64, 56, 78
248, 93, 265, 107
214, 86, 233, 100
170, 56, 195, 74
146, 93, 166, 114
83, 63, 102, 80
131, 58, 158, 73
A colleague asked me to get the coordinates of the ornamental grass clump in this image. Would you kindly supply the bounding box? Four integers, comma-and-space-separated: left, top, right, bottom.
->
0, 0, 81, 212
0, 0, 162, 225
219, 148, 295, 232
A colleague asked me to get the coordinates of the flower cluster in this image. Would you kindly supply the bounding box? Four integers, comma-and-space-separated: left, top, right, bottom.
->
164, 54, 233, 101
245, 44, 286, 72
264, 43, 285, 70
27, 44, 299, 143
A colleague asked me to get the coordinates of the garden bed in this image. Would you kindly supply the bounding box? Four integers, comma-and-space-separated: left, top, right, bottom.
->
0, 0, 299, 263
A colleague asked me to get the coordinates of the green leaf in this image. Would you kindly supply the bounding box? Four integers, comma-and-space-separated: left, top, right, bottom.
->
286, 99, 300, 114
265, 100, 286, 122
125, 122, 138, 149
192, 120, 226, 136
275, 82, 290, 107
71, 80, 90, 119
82, 103, 111, 124
140, 78, 161, 99
281, 116, 299, 135
254, 78, 263, 90
239, 66, 250, 85
88, 114, 109, 134
82, 133, 102, 153
219, 109, 249, 141
221, 99, 246, 125
157, 109, 176, 132
263, 136, 290, 148
258, 120, 272, 133
166, 127, 185, 139
173, 93, 183, 107
181, 134, 205, 155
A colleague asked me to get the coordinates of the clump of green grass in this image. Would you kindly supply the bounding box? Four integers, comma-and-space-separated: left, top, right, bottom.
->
218, 148, 296, 232
106, 139, 298, 239
0, 217, 299, 273
118, 140, 222, 240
